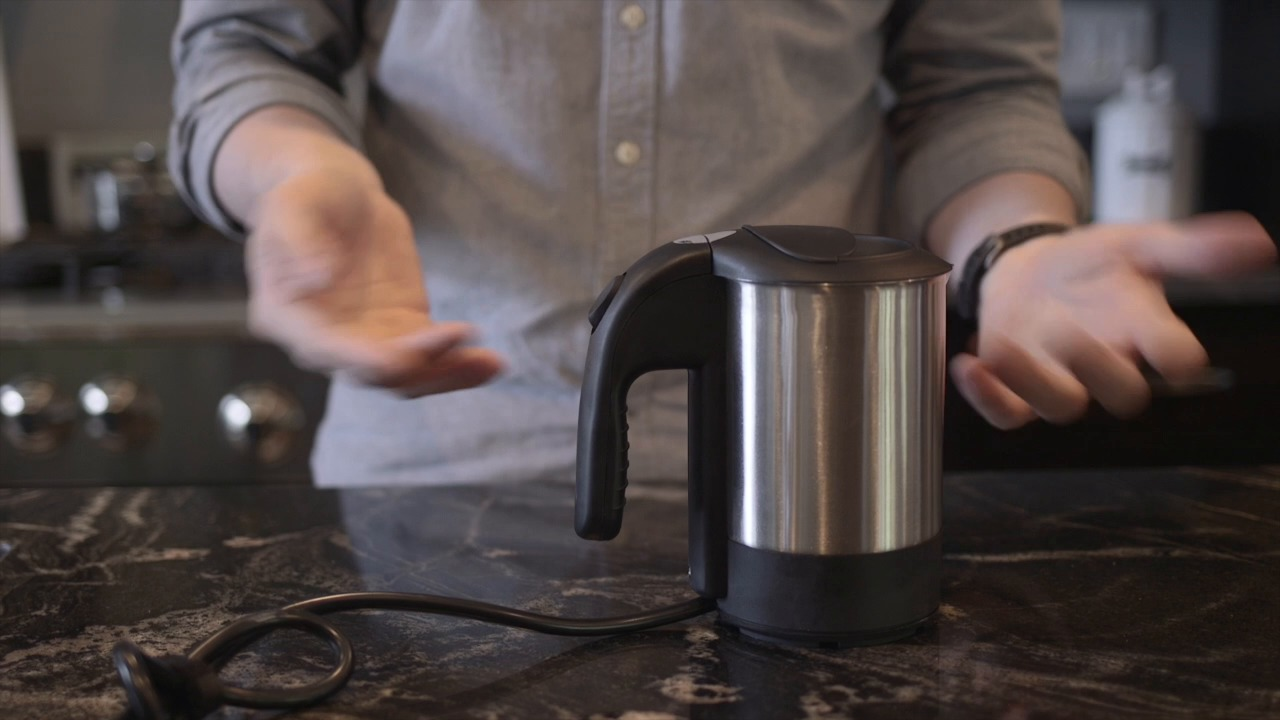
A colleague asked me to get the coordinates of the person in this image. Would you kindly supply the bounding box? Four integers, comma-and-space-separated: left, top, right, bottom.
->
170, 0, 1275, 487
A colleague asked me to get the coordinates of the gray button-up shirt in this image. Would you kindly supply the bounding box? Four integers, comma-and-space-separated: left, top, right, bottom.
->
171, 0, 1087, 487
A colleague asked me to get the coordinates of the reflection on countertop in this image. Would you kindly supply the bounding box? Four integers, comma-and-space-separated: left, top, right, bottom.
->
2, 466, 1278, 719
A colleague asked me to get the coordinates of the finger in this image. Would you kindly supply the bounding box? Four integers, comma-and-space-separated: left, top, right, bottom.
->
289, 333, 411, 379
251, 305, 422, 379
249, 289, 485, 383
950, 353, 1038, 430
391, 347, 506, 397
1121, 212, 1278, 279
303, 326, 475, 386
1045, 324, 1151, 419
392, 322, 475, 354
1132, 310, 1210, 385
982, 334, 1091, 425
354, 323, 483, 386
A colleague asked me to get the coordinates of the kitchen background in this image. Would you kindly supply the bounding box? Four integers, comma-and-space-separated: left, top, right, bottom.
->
0, 0, 1276, 486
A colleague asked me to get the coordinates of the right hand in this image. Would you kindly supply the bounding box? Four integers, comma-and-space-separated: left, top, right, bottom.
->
245, 168, 505, 396
951, 212, 1275, 429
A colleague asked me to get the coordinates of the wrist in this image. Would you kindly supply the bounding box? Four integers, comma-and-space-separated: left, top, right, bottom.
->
251, 170, 392, 243
253, 147, 381, 215
217, 106, 383, 230
955, 222, 1073, 324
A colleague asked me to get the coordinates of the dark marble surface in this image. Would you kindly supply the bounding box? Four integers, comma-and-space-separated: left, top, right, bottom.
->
2, 466, 1279, 719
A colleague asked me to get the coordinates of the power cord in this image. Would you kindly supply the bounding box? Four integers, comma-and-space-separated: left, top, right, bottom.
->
112, 591, 716, 720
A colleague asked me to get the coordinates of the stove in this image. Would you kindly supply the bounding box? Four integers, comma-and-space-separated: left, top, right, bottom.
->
0, 236, 328, 486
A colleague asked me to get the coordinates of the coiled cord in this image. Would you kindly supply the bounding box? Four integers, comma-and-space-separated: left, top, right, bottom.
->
113, 591, 716, 720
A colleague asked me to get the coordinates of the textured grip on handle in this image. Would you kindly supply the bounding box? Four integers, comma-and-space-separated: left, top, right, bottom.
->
613, 407, 629, 521
575, 239, 725, 547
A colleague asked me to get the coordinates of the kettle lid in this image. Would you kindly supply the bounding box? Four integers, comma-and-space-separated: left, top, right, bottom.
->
710, 225, 951, 283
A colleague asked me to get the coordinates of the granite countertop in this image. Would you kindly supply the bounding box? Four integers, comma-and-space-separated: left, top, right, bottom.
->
2, 466, 1278, 719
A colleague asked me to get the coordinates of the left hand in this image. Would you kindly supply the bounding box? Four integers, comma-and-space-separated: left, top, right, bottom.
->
951, 212, 1277, 429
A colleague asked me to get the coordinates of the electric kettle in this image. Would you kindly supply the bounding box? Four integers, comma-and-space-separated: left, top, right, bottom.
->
576, 225, 951, 646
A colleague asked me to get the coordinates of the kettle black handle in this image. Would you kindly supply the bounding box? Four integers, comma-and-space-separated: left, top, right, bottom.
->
575, 238, 728, 598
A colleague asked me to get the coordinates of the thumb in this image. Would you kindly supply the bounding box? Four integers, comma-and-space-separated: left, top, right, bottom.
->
1122, 212, 1277, 279
247, 210, 341, 298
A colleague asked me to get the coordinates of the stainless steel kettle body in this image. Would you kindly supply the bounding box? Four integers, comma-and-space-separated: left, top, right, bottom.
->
576, 226, 950, 646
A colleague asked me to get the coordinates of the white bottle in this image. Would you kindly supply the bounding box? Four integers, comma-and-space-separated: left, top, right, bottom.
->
1093, 66, 1199, 223
0, 24, 28, 245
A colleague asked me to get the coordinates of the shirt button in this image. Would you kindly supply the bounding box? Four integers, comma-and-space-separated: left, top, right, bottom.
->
619, 4, 646, 30
614, 141, 641, 166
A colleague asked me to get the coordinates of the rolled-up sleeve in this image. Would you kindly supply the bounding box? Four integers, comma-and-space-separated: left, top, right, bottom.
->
169, 0, 364, 236
882, 0, 1089, 243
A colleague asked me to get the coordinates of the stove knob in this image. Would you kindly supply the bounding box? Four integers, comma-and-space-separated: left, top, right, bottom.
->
218, 383, 304, 465
79, 376, 157, 451
0, 375, 76, 454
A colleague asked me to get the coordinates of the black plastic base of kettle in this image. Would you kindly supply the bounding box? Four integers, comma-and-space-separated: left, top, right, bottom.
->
729, 618, 928, 649
716, 535, 941, 648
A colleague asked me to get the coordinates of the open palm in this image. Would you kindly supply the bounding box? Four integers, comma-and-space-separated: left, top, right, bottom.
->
245, 172, 504, 396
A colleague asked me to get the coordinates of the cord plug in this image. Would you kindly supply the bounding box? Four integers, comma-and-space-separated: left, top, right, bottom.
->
113, 641, 223, 720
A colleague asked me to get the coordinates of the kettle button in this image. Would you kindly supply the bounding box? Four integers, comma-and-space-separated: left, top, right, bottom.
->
588, 273, 626, 329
